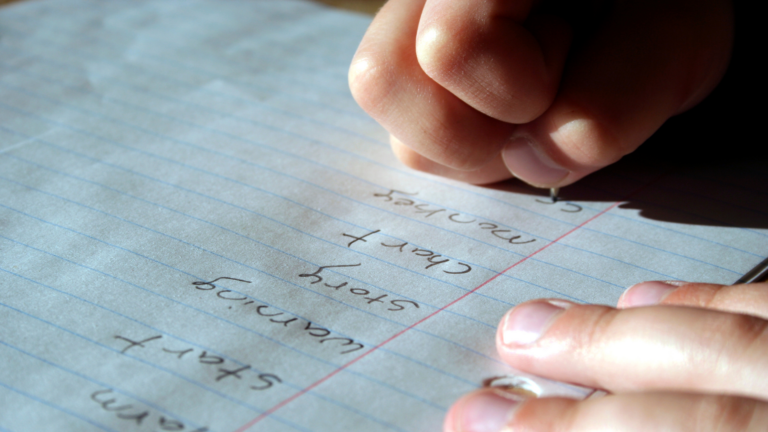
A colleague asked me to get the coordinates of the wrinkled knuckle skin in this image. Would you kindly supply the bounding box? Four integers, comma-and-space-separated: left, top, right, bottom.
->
568, 306, 619, 357
726, 314, 768, 357
695, 396, 758, 432
706, 314, 768, 399
565, 307, 630, 392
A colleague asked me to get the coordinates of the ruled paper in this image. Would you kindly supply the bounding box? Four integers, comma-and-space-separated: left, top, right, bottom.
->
0, 1, 766, 431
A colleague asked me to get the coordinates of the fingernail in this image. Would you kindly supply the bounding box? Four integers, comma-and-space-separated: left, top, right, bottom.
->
448, 391, 523, 432
621, 281, 683, 307
501, 300, 569, 346
502, 137, 569, 187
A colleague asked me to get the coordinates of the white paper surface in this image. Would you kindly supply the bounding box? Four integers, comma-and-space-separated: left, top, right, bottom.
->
0, 1, 766, 431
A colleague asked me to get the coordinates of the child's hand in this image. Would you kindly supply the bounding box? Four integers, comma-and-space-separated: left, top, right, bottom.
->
443, 280, 768, 432
349, 0, 733, 187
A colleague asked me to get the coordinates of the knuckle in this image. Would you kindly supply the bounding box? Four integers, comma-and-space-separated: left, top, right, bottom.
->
721, 314, 768, 358
348, 53, 392, 116
663, 283, 720, 307
417, 118, 502, 171
705, 285, 732, 308
545, 103, 637, 170
392, 127, 482, 173
571, 305, 621, 357
698, 313, 768, 391
415, 25, 464, 84
392, 145, 426, 172
694, 396, 758, 432
417, 23, 551, 124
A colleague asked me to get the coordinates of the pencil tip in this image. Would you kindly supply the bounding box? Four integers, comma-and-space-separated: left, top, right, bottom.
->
549, 187, 559, 202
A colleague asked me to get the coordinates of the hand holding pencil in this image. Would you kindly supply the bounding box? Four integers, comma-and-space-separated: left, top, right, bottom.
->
347, 1, 768, 430
349, 0, 732, 188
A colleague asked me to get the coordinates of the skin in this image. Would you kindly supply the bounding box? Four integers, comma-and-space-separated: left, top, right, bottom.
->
349, 0, 733, 187
443, 281, 768, 431
347, 1, 758, 430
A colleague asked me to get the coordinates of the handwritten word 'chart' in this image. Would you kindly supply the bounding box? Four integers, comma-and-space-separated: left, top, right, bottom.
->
1, 1, 766, 431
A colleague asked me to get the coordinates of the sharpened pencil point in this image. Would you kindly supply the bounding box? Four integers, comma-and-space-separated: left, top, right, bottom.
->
549, 187, 559, 202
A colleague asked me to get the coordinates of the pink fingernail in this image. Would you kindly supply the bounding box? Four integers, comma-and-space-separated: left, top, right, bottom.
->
501, 300, 569, 346
448, 391, 523, 432
502, 137, 569, 187
621, 281, 682, 307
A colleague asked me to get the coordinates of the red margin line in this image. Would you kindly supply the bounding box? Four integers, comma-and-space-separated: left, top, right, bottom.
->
235, 185, 652, 432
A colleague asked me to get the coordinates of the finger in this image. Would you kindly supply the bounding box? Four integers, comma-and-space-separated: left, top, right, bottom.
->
495, 300, 768, 399
390, 135, 512, 184
349, 0, 515, 171
619, 281, 768, 319
502, 0, 734, 187
444, 389, 768, 432
416, 0, 571, 123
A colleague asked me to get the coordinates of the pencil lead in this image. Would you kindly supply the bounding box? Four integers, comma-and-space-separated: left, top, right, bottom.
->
549, 187, 560, 203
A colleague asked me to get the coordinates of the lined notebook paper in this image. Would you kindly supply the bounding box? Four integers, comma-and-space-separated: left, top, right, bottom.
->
1, 1, 766, 431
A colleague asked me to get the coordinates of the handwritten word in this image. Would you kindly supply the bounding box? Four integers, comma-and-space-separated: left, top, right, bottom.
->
298, 264, 420, 312
91, 388, 209, 431
372, 189, 536, 245
191, 277, 364, 354
342, 229, 472, 274
114, 334, 282, 392
534, 198, 583, 212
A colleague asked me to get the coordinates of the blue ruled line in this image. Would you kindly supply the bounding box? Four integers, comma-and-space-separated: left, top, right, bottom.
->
0, 215, 481, 403
0, 353, 139, 432
0, 103, 610, 303
0, 80, 685, 288
0, 269, 410, 431
0, 48, 751, 275
1, 31, 759, 270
